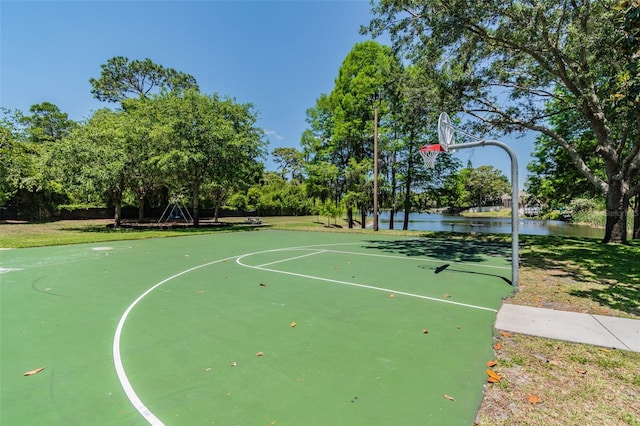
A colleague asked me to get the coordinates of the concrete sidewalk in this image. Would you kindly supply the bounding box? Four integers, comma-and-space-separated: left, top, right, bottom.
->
495, 304, 640, 352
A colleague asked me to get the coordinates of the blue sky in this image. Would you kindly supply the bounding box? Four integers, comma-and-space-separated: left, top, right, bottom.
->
1, 0, 534, 186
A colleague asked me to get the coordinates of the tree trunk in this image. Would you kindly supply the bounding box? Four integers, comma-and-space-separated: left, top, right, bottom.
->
603, 179, 629, 244
403, 144, 414, 231
347, 206, 354, 228
360, 209, 366, 229
113, 194, 122, 229
403, 171, 411, 231
633, 195, 639, 240
192, 183, 200, 228
389, 149, 397, 230
138, 196, 145, 222
112, 184, 123, 228
114, 202, 122, 228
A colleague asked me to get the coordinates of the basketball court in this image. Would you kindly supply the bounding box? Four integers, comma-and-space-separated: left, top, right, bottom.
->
1, 230, 514, 425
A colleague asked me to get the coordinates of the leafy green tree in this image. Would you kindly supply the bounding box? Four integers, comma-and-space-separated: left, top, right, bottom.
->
464, 166, 511, 208
366, 0, 640, 243
342, 158, 374, 226
89, 56, 199, 102
272, 147, 305, 182
441, 168, 470, 211
153, 90, 266, 226
303, 160, 340, 207
319, 198, 344, 226
304, 41, 401, 228
88, 57, 201, 222
0, 126, 13, 207
0, 105, 73, 218
119, 98, 169, 221
526, 97, 605, 209
54, 109, 129, 226
19, 102, 77, 143
245, 172, 310, 216
390, 62, 460, 228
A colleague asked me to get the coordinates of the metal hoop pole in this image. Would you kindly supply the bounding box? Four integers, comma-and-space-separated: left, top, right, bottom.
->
450, 139, 519, 287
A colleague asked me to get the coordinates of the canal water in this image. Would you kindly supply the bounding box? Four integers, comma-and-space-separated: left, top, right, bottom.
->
377, 212, 605, 239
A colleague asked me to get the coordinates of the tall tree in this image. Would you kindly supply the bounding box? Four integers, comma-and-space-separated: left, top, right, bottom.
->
527, 96, 606, 209
54, 109, 129, 226
119, 98, 169, 221
304, 40, 401, 228
153, 90, 266, 226
366, 0, 640, 243
19, 102, 77, 143
0, 105, 74, 218
272, 147, 305, 182
90, 57, 200, 220
465, 165, 511, 207
392, 64, 460, 229
90, 56, 199, 102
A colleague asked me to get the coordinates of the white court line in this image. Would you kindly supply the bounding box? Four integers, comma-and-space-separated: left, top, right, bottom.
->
113, 255, 237, 426
256, 249, 327, 268
114, 241, 503, 425
112, 244, 363, 424
324, 248, 511, 270
236, 250, 498, 313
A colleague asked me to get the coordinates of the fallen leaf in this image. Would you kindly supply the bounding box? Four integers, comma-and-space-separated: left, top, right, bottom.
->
528, 394, 540, 404
598, 347, 610, 352
549, 359, 560, 366
443, 394, 455, 401
256, 352, 264, 357
493, 343, 503, 351
576, 369, 588, 375
24, 367, 45, 376
259, 283, 267, 287
443, 293, 451, 298
389, 293, 395, 298
487, 377, 500, 383
486, 360, 498, 367
290, 322, 297, 328
230, 362, 237, 367
422, 329, 429, 334
486, 370, 501, 382
499, 330, 513, 338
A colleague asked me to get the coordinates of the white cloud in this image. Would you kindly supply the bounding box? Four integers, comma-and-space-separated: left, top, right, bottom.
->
263, 128, 284, 141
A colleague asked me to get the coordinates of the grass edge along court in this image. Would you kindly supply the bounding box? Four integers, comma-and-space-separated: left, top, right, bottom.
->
1, 230, 515, 425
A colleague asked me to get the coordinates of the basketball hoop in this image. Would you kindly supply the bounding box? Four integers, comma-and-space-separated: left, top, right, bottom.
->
419, 144, 444, 168
438, 112, 454, 151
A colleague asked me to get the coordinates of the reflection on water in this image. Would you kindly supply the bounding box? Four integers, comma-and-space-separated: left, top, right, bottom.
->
377, 212, 605, 239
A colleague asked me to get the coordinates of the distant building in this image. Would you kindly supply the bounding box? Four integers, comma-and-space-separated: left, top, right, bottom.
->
502, 191, 545, 216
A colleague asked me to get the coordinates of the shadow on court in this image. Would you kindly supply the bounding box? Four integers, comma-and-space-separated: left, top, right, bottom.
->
363, 238, 511, 264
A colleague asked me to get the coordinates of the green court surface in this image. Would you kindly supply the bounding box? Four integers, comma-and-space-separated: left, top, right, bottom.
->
1, 230, 514, 425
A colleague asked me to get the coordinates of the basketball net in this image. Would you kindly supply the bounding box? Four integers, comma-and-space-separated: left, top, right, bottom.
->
419, 144, 444, 168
